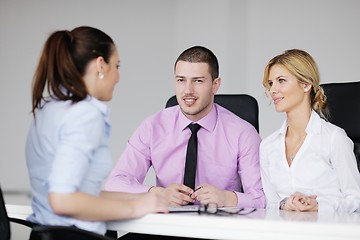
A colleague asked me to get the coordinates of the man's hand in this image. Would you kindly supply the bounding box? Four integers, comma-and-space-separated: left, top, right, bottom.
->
190, 183, 237, 207
149, 183, 194, 207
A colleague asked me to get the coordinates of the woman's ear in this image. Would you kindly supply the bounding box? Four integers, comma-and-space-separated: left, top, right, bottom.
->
304, 84, 312, 92
95, 56, 105, 78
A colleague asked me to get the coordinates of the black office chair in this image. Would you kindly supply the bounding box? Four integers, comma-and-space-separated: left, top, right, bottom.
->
29, 225, 115, 240
165, 94, 259, 132
0, 185, 114, 240
321, 81, 360, 171
0, 185, 35, 240
0, 186, 12, 240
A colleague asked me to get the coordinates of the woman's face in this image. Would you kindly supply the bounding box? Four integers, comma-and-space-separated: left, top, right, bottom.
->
267, 64, 310, 113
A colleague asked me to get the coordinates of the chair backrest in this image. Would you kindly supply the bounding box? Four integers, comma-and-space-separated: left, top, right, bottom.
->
0, 186, 11, 240
165, 94, 259, 132
321, 81, 360, 171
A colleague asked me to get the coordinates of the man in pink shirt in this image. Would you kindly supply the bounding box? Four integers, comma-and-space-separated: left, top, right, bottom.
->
106, 46, 265, 210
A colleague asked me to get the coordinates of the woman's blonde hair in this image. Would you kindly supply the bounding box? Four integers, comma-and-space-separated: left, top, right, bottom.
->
263, 49, 328, 119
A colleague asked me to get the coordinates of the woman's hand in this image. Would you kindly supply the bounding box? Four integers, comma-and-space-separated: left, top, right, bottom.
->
283, 192, 318, 212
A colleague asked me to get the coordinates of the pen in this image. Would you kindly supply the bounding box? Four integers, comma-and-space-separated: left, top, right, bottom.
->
187, 186, 203, 196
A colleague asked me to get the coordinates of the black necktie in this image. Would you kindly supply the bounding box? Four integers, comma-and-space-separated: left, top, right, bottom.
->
183, 123, 201, 190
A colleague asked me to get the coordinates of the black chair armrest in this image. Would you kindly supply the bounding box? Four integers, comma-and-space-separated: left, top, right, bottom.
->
8, 217, 35, 228
30, 225, 115, 240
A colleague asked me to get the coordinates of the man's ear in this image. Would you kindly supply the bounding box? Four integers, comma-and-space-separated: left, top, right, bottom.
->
212, 77, 221, 94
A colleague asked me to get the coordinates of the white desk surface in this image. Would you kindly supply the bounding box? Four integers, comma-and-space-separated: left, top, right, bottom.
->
6, 204, 360, 240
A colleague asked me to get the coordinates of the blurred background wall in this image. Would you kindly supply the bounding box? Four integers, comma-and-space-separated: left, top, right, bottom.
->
1, 0, 360, 191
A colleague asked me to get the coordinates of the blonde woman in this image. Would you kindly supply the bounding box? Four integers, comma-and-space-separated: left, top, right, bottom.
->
260, 49, 360, 213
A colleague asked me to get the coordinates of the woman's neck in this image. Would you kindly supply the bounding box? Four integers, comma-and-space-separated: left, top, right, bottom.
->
286, 107, 312, 137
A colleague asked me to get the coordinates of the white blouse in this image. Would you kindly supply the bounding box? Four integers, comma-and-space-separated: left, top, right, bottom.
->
260, 110, 360, 213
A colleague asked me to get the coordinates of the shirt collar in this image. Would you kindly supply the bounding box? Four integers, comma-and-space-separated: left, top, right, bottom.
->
306, 110, 322, 134
86, 96, 111, 123
56, 85, 110, 119
178, 104, 218, 132
279, 109, 322, 136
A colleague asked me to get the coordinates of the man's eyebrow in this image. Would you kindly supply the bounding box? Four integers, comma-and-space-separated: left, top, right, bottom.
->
175, 76, 206, 79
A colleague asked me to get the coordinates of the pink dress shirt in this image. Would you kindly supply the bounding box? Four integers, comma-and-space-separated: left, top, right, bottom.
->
105, 104, 265, 208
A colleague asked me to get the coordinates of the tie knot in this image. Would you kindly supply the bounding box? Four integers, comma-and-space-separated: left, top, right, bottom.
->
189, 123, 201, 134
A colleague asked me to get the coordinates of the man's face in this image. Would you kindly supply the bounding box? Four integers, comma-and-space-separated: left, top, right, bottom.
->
174, 61, 221, 122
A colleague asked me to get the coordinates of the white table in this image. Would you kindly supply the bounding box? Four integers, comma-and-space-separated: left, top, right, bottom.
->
5, 204, 33, 220
6, 204, 360, 240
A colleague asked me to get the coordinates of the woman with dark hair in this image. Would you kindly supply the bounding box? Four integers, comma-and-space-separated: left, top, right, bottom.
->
26, 26, 168, 236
